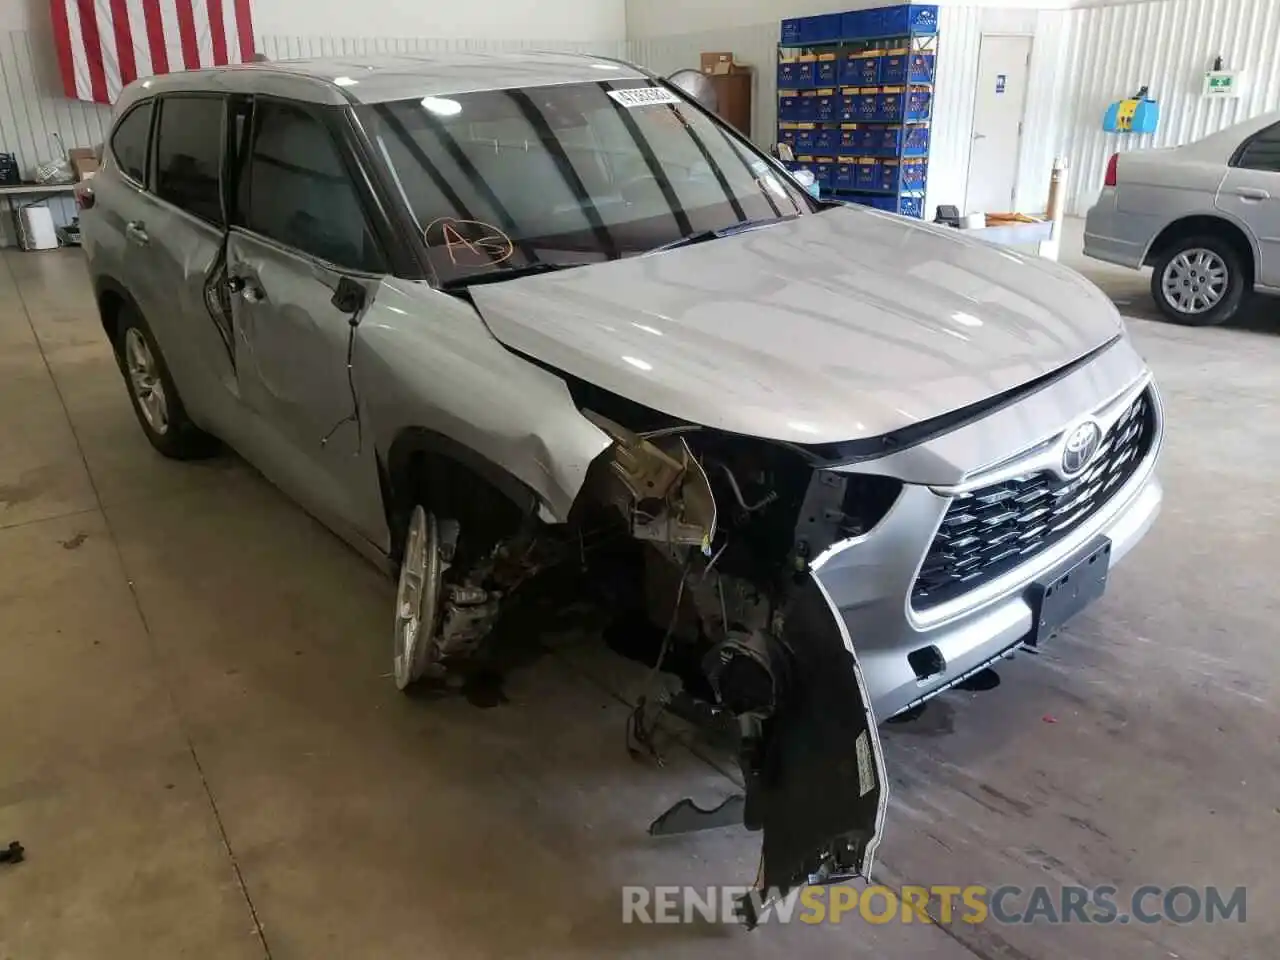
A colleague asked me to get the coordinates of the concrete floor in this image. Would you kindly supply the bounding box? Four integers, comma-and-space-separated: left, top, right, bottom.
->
1, 227, 1276, 959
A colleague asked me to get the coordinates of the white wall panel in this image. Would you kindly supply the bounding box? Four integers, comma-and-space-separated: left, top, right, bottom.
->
1054, 0, 1280, 214
925, 5, 983, 218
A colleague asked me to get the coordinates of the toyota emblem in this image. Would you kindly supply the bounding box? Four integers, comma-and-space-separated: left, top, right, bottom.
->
1062, 421, 1103, 476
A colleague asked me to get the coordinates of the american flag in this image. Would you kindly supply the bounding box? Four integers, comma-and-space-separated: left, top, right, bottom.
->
51, 0, 257, 105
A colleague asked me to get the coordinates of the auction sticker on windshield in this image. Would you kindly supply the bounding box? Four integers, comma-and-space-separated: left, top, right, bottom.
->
608, 87, 683, 108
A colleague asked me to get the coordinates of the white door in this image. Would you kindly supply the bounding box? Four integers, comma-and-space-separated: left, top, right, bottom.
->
965, 35, 1033, 213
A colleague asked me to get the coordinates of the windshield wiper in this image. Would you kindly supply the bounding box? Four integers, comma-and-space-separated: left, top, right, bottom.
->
440, 261, 595, 291
645, 214, 800, 255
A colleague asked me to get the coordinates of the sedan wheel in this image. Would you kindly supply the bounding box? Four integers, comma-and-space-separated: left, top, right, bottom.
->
124, 327, 170, 435
1160, 248, 1228, 316
393, 506, 444, 690
1150, 235, 1247, 327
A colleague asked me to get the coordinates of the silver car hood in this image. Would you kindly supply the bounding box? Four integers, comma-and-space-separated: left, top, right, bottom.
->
469, 206, 1122, 445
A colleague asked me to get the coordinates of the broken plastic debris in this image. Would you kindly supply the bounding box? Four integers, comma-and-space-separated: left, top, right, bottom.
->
1041, 714, 1058, 724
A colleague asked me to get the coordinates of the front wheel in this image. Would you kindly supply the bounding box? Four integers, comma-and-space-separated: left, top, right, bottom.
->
393, 505, 446, 690
1150, 236, 1248, 326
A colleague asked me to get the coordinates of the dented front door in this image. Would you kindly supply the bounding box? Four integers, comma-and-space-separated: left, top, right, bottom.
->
225, 231, 386, 547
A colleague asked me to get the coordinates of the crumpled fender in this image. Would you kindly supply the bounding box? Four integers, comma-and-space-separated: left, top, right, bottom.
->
355, 278, 612, 523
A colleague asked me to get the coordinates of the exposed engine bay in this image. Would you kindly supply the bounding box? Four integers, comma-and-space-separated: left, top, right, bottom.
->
405, 405, 895, 918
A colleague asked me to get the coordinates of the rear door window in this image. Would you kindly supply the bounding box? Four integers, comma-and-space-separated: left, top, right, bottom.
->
1235, 123, 1280, 173
110, 101, 152, 185
237, 99, 383, 273
154, 95, 226, 225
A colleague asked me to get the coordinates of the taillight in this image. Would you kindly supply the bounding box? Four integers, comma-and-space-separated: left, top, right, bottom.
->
73, 181, 94, 210
1104, 153, 1119, 188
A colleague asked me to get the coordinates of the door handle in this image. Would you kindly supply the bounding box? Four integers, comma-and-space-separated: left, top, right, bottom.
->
124, 220, 148, 245
1237, 187, 1270, 201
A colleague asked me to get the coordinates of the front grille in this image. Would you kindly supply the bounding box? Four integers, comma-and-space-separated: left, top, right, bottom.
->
912, 388, 1156, 610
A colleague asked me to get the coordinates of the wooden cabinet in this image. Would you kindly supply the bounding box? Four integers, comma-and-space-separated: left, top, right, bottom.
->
709, 72, 754, 138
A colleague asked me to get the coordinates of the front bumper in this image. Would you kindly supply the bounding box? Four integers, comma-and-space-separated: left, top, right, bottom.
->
814, 374, 1164, 721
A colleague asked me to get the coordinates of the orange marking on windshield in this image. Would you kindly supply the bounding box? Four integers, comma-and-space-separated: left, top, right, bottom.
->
424, 217, 515, 267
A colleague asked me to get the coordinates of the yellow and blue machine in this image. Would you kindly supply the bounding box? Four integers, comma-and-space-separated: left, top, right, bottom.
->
1104, 88, 1159, 134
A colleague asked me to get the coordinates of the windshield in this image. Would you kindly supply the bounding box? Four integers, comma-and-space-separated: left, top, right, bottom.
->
362, 80, 815, 286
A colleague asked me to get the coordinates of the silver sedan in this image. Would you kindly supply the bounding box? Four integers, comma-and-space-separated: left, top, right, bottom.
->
1085, 109, 1280, 325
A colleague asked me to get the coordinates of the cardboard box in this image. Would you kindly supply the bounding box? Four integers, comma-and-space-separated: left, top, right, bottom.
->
701, 51, 733, 75
68, 147, 99, 181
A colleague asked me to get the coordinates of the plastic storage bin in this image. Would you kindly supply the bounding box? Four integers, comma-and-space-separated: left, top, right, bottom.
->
813, 90, 838, 123
778, 60, 815, 89
871, 126, 899, 156
840, 10, 871, 40
878, 51, 908, 84
793, 130, 815, 153
834, 160, 857, 190
781, 18, 803, 44
855, 158, 881, 189
802, 13, 842, 43
909, 53, 935, 83
811, 159, 835, 190
878, 159, 900, 191
901, 158, 927, 190
879, 4, 939, 37
812, 128, 838, 154
877, 90, 904, 121
906, 86, 932, 120
840, 52, 881, 86
851, 91, 880, 120
902, 124, 930, 157
815, 55, 839, 86
899, 195, 924, 218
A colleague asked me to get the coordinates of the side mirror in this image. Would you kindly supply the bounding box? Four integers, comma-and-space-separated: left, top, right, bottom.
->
331, 275, 367, 318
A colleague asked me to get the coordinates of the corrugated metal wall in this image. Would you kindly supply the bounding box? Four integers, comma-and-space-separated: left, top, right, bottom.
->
1053, 0, 1280, 214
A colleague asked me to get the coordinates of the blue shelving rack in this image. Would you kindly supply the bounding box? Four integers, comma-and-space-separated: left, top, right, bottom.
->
776, 4, 938, 218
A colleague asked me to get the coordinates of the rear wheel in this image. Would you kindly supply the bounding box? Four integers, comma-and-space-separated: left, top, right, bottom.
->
1150, 235, 1247, 326
115, 307, 218, 458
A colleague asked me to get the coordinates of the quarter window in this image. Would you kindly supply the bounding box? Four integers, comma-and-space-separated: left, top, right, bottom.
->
239, 100, 383, 272
1236, 123, 1280, 173
110, 101, 152, 185
154, 95, 225, 225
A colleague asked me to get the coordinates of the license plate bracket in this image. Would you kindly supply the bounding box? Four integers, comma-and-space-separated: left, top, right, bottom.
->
1028, 539, 1112, 646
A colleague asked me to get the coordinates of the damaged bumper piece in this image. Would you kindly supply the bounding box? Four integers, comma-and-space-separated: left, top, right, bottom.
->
582, 413, 889, 916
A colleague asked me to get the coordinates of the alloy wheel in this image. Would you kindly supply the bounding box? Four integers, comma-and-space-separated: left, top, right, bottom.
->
393, 506, 443, 689
124, 327, 169, 434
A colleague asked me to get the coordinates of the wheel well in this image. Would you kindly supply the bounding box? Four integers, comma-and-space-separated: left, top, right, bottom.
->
1144, 215, 1255, 286
381, 429, 538, 565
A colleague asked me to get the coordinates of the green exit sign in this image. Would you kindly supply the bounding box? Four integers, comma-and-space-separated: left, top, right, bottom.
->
1203, 70, 1240, 97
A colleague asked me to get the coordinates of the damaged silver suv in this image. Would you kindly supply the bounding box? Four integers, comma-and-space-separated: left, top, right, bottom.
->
80, 53, 1163, 906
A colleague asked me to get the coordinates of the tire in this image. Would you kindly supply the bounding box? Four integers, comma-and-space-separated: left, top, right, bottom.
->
114, 306, 218, 459
1149, 235, 1248, 326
